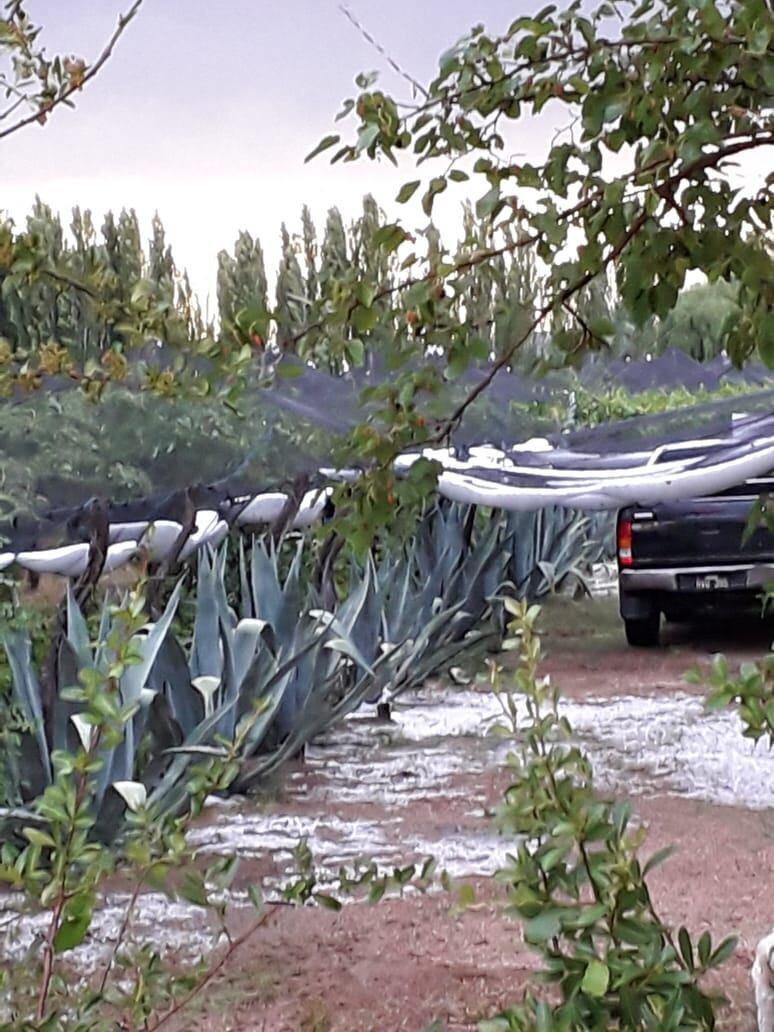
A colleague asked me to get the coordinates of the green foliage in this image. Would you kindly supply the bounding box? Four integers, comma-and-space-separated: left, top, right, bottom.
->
0, 581, 225, 836
0, 580, 267, 1028
335, 0, 773, 367
688, 652, 774, 748
565, 379, 771, 428
655, 282, 740, 361
0, 2, 143, 140
0, 553, 444, 1027
484, 599, 735, 1030
0, 197, 212, 398
0, 382, 334, 523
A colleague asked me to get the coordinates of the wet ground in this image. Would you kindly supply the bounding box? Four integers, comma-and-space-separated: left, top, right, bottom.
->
3, 597, 774, 1030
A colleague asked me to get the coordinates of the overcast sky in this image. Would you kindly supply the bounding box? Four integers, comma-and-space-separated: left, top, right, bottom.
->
3, 0, 547, 312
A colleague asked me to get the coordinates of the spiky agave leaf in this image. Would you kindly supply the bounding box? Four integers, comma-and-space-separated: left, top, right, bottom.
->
2, 630, 51, 797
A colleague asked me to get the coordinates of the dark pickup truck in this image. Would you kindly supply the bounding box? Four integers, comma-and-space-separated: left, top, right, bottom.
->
616, 474, 774, 646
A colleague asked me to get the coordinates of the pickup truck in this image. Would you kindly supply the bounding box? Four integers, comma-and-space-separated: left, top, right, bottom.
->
616, 473, 774, 646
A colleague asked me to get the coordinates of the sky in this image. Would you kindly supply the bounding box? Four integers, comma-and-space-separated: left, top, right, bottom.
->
3, 0, 547, 313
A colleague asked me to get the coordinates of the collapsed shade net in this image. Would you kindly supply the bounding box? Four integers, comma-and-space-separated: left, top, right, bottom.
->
0, 351, 772, 568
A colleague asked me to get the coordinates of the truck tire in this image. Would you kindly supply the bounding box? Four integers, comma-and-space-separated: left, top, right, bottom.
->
624, 613, 661, 647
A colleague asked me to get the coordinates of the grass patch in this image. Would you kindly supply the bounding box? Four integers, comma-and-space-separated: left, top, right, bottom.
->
533, 595, 622, 651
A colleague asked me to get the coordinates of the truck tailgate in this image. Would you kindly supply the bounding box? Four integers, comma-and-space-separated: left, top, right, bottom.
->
629, 493, 774, 568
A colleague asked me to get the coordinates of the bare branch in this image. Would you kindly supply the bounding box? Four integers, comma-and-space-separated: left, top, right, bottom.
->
339, 4, 429, 100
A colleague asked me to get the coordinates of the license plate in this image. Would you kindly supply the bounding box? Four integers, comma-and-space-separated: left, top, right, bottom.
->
677, 570, 747, 591
694, 574, 729, 590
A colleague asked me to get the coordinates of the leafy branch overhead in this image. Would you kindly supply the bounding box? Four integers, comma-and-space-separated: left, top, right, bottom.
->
0, 0, 145, 141
318, 0, 769, 367
296, 0, 773, 540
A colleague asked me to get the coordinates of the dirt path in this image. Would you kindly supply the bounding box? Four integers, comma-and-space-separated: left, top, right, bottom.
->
171, 598, 773, 1031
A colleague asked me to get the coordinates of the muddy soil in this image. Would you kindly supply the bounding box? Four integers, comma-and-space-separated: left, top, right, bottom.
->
173, 598, 774, 1031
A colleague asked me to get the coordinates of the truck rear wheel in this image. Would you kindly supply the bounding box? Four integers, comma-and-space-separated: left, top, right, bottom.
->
624, 612, 661, 647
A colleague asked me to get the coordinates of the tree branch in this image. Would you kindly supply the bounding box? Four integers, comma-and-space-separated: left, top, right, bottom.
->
146, 904, 278, 1030
0, 0, 146, 143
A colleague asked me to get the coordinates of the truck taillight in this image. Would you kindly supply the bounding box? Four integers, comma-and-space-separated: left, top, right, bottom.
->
617, 517, 633, 566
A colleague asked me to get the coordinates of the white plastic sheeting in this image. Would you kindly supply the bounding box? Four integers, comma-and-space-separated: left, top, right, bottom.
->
3, 413, 773, 578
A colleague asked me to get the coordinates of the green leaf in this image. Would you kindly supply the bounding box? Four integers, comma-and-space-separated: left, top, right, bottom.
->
54, 912, 92, 954
396, 180, 421, 203
642, 844, 675, 875
476, 185, 501, 220
356, 123, 379, 154
709, 935, 737, 967
348, 337, 365, 367
23, 826, 56, 849
422, 177, 447, 216
314, 893, 342, 911
581, 958, 610, 998
524, 910, 562, 943
54, 895, 94, 954
351, 305, 379, 335
678, 926, 694, 970
179, 869, 209, 907
589, 317, 616, 339
305, 135, 341, 163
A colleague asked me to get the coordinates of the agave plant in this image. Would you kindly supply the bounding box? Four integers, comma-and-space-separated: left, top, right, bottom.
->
351, 502, 510, 701
227, 539, 388, 789
0, 582, 196, 842
505, 506, 613, 600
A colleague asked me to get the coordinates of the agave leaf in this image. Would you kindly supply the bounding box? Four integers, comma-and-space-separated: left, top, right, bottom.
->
238, 536, 254, 621
249, 540, 284, 635
249, 539, 304, 648
66, 584, 92, 667
323, 638, 375, 677
121, 579, 184, 708
52, 637, 85, 755
336, 559, 382, 667
163, 745, 230, 757
213, 612, 241, 741
70, 714, 93, 751
147, 696, 240, 814
149, 635, 201, 738
91, 581, 184, 811
232, 618, 268, 688
238, 678, 289, 757
3, 630, 51, 785
93, 597, 112, 668
537, 559, 557, 593
191, 676, 221, 717
191, 549, 223, 680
